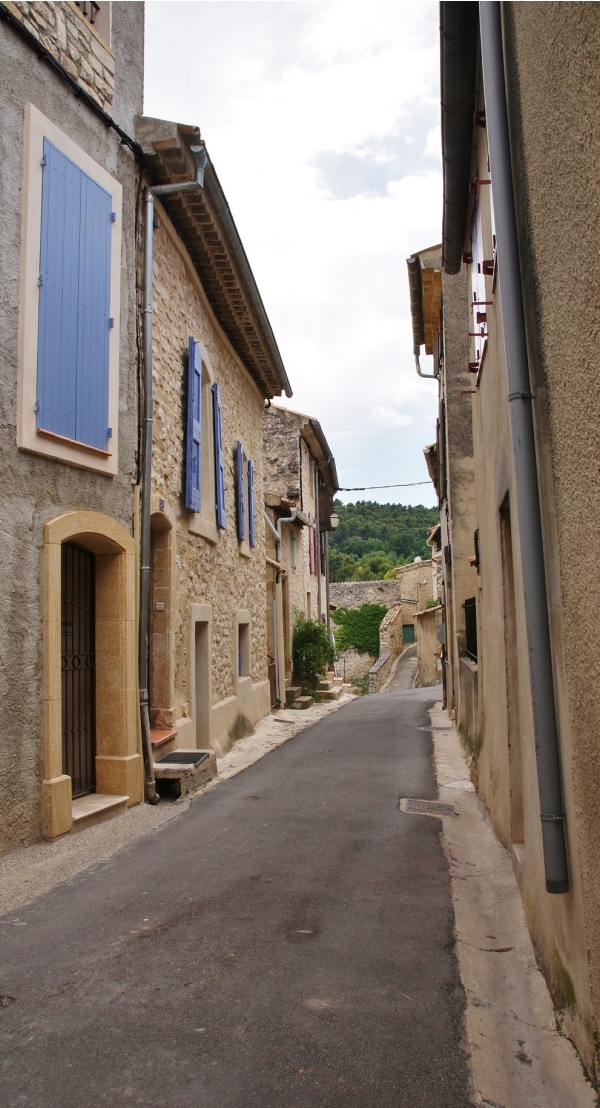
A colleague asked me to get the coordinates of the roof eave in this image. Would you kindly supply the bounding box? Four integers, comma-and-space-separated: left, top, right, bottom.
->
135, 115, 293, 400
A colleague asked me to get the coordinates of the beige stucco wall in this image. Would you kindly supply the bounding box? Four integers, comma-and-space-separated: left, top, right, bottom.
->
414, 607, 442, 688
457, 6, 600, 1079
150, 207, 270, 756
502, 2, 600, 1080
440, 264, 477, 720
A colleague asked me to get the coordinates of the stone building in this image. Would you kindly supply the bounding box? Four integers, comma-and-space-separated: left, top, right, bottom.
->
424, 1, 600, 1084
136, 118, 293, 757
407, 242, 476, 721
263, 405, 338, 702
0, 2, 145, 848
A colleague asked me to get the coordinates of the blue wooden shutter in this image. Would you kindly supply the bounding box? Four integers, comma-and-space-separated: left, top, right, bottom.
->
185, 337, 202, 511
248, 459, 256, 547
236, 441, 246, 540
212, 382, 227, 528
37, 139, 112, 450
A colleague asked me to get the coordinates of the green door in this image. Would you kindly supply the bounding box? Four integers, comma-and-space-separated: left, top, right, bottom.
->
402, 623, 415, 644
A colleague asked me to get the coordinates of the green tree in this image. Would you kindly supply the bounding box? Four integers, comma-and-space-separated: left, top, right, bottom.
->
292, 616, 335, 692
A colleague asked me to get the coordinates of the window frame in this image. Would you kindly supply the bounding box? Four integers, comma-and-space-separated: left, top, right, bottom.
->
187, 346, 218, 544
18, 103, 122, 476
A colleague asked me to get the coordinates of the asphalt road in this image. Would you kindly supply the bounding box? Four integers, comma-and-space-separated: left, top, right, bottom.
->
0, 686, 471, 1107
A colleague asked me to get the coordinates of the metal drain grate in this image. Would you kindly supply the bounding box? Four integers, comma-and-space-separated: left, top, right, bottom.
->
157, 751, 209, 767
401, 798, 455, 817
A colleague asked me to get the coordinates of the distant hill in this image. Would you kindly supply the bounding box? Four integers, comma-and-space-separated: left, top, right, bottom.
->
329, 500, 438, 582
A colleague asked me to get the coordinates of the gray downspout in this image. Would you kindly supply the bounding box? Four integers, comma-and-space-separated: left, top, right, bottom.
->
479, 1, 569, 893
325, 531, 331, 636
139, 171, 206, 804
315, 473, 322, 620
139, 188, 160, 804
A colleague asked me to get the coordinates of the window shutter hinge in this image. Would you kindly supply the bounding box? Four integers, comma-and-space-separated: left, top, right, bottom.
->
40, 155, 47, 167
110, 211, 117, 223
108, 317, 115, 328
107, 427, 113, 438
34, 402, 39, 413
38, 274, 43, 286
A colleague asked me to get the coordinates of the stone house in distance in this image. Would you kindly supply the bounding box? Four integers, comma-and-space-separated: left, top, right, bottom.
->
263, 405, 338, 703
135, 117, 292, 760
0, 1, 145, 848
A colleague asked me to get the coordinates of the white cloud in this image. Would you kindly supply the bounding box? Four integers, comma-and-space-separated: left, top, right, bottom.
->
144, 1, 441, 506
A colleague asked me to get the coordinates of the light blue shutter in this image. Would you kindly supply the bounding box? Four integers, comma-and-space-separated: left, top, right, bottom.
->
236, 441, 246, 540
212, 382, 227, 528
185, 337, 202, 510
37, 139, 111, 450
248, 459, 256, 547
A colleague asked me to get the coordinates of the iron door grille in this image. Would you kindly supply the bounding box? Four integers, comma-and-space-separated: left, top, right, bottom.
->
61, 543, 96, 796
464, 596, 478, 662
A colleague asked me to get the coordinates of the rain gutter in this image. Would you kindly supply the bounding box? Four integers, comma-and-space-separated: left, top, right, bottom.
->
441, 2, 480, 275
407, 256, 438, 379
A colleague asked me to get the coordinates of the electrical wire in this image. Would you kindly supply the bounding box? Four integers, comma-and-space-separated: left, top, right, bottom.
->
338, 481, 432, 491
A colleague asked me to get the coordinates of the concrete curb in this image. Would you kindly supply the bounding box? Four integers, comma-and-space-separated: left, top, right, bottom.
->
430, 702, 597, 1107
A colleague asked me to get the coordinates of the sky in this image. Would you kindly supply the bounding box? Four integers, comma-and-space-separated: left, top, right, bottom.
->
144, 1, 441, 507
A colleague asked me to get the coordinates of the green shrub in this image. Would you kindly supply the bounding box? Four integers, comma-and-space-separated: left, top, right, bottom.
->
351, 674, 370, 696
333, 603, 388, 657
292, 616, 335, 693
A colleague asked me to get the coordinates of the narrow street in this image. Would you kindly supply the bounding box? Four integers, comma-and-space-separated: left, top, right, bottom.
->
0, 687, 471, 1107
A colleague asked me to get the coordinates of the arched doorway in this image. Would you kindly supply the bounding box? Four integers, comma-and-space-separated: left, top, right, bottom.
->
42, 511, 142, 838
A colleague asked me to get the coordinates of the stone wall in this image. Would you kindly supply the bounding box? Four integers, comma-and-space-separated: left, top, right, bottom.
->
151, 208, 269, 749
263, 405, 302, 501
330, 560, 435, 612
5, 1, 116, 111
0, 3, 143, 850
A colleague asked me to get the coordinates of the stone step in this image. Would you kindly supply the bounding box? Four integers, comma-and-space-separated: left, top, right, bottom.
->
153, 749, 216, 799
332, 676, 344, 686
319, 686, 342, 701
285, 686, 302, 706
317, 679, 332, 691
71, 793, 129, 833
290, 695, 314, 710
150, 727, 177, 762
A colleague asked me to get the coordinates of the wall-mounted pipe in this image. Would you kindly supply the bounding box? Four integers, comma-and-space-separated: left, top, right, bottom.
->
479, 1, 568, 893
263, 508, 299, 707
139, 170, 204, 804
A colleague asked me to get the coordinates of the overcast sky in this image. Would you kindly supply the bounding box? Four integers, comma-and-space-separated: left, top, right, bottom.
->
144, 1, 441, 507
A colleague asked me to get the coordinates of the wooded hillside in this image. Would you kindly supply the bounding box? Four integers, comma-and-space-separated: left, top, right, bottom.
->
329, 500, 438, 581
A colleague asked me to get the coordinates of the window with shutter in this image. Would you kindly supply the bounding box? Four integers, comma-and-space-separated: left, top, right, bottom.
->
235, 440, 246, 541
18, 105, 121, 476
36, 140, 113, 451
212, 382, 227, 529
248, 459, 256, 547
185, 337, 202, 511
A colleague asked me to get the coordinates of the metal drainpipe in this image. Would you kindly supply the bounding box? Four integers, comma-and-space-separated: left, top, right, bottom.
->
139, 175, 205, 804
325, 531, 331, 637
479, 1, 569, 893
315, 473, 322, 619
263, 510, 285, 707
415, 354, 438, 380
